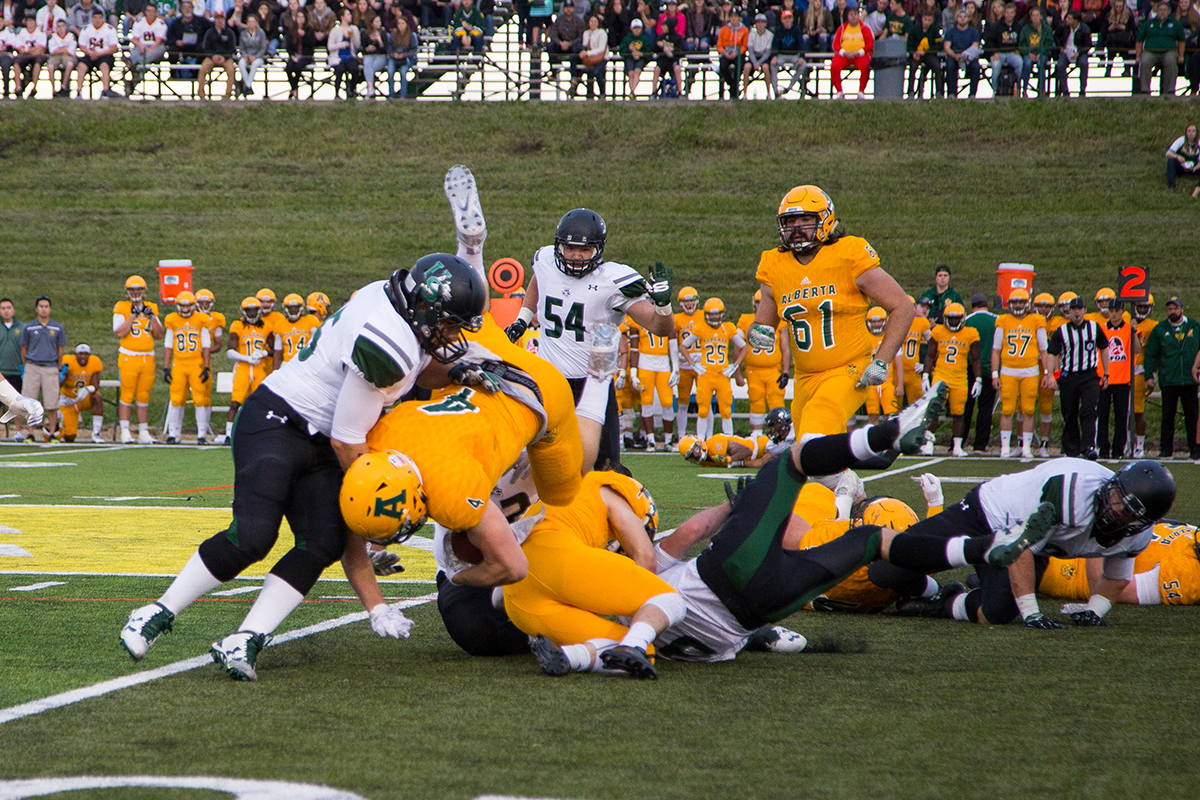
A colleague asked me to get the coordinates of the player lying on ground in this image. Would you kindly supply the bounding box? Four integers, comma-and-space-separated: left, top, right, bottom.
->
678, 407, 794, 469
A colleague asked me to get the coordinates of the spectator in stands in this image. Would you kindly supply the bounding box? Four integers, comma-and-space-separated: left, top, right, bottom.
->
685, 0, 714, 52
13, 14, 47, 99
126, 3, 167, 94
0, 21, 15, 99
1103, 0, 1136, 75
651, 15, 684, 95
985, 1, 1020, 95
885, 0, 912, 41
716, 7, 747, 98
619, 16, 652, 94
68, 0, 100, 36
863, 0, 887, 36
1047, 296, 1106, 459
907, 9, 943, 97
1136, 1, 1185, 95
19, 296, 66, 442
352, 0, 377, 30
421, 0, 452, 29
961, 292, 997, 452
36, 0, 68, 37
547, 0, 584, 77
1053, 9, 1090, 95
605, 0, 633, 53
75, 8, 119, 98
361, 14, 387, 96
0, 300, 23, 405
307, 0, 335, 49
657, 0, 684, 37
943, 4, 982, 96
1073, 0, 1109, 35
578, 12, 606, 96
225, 0, 249, 37
450, 0, 486, 55
772, 9, 807, 96
197, 10, 235, 98
742, 12, 773, 96
1145, 296, 1200, 459
831, 1, 873, 99
46, 18, 76, 95
280, 0, 305, 40
253, 1, 279, 54
283, 11, 315, 99
1019, 4, 1053, 95
387, 12, 417, 97
1176, 0, 1200, 93
919, 266, 962, 325
1098, 300, 1137, 459
804, 0, 833, 52
167, 1, 210, 80
528, 0, 553, 49
384, 0, 420, 35
1165, 123, 1200, 196
237, 10, 266, 96
328, 6, 361, 99
635, 0, 656, 32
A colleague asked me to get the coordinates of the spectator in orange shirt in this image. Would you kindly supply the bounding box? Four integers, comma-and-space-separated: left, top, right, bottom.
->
831, 0, 874, 99
716, 9, 747, 98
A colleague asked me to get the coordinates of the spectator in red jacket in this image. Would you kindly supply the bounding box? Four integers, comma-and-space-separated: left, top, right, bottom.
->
831, 0, 874, 98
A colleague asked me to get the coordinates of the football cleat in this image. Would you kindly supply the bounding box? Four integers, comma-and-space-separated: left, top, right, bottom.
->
91, 431, 106, 443
895, 581, 967, 618
1038, 444, 1050, 458
919, 438, 934, 456
985, 502, 1057, 569
165, 436, 178, 445
601, 645, 658, 679
120, 602, 175, 662
952, 444, 968, 457
444, 164, 487, 250
1000, 445, 1012, 459
895, 381, 947, 455
530, 634, 571, 677
210, 631, 269, 682
138, 430, 154, 444
745, 626, 808, 653
1021, 444, 1034, 459
196, 437, 207, 446
120, 430, 135, 444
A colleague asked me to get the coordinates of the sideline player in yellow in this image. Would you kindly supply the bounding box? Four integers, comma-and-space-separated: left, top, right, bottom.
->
113, 275, 164, 444
862, 307, 903, 424
306, 291, 331, 323
737, 290, 790, 438
991, 289, 1047, 459
1131, 294, 1155, 458
922, 302, 981, 457
673, 286, 703, 437
215, 297, 271, 445
901, 296, 933, 406
162, 291, 213, 445
1086, 287, 1114, 325
1056, 291, 1078, 320
750, 185, 914, 439
628, 314, 680, 451
256, 288, 286, 374
614, 318, 641, 450
272, 293, 320, 365
682, 298, 746, 442
1034, 293, 1062, 458
195, 289, 225, 354
58, 343, 104, 443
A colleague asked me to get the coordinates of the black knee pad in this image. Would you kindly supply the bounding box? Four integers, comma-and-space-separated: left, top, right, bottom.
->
436, 573, 530, 657
270, 547, 335, 596
198, 524, 270, 583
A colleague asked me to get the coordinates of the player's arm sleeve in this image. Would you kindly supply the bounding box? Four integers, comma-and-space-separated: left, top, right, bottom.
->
1036, 327, 1048, 351
165, 329, 176, 351
1101, 554, 1136, 582
732, 331, 746, 348
201, 328, 211, 348
992, 327, 1003, 350
330, 370, 388, 445
112, 313, 125, 333
348, 331, 411, 390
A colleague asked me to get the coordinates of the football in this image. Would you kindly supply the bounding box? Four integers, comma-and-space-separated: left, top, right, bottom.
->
450, 530, 485, 565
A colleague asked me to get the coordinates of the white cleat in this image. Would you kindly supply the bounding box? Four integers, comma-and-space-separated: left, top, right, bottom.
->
120, 602, 175, 662
1021, 445, 1034, 459
213, 434, 228, 445
895, 381, 948, 454
1038, 444, 1050, 458
120, 431, 135, 444
138, 430, 154, 444
91, 431, 106, 443
1132, 445, 1145, 458
1000, 446, 1011, 459
210, 631, 269, 682
919, 439, 935, 456
746, 625, 808, 653
444, 164, 487, 251
952, 446, 968, 457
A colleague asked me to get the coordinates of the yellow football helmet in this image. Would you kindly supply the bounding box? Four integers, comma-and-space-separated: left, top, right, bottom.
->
679, 435, 706, 464
240, 296, 262, 325
257, 288, 277, 313
175, 290, 196, 318
866, 306, 888, 336
339, 450, 428, 545
1057, 291, 1078, 316
859, 497, 919, 531
510, 287, 526, 300
628, 479, 660, 538
282, 293, 305, 322
1033, 293, 1055, 318
678, 286, 700, 315
195, 288, 216, 314
1007, 289, 1030, 317
306, 291, 330, 320
777, 185, 836, 252
1133, 293, 1155, 320
125, 275, 147, 302
703, 298, 726, 327
1095, 287, 1116, 312
943, 302, 966, 331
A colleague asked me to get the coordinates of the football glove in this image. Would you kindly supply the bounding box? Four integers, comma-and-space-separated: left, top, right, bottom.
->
504, 318, 528, 344
630, 369, 644, 392
776, 372, 789, 390
448, 360, 505, 394
1070, 609, 1106, 627
721, 363, 740, 379
369, 603, 414, 639
614, 370, 625, 390
970, 377, 982, 398
81, 385, 95, 395
668, 368, 679, 388
747, 324, 776, 351
912, 363, 923, 375
1024, 613, 1064, 630
647, 261, 673, 308
915, 473, 944, 508
246, 353, 262, 366
199, 367, 210, 383
0, 395, 44, 426
369, 547, 404, 576
141, 305, 156, 318
163, 367, 172, 385
724, 474, 750, 507
921, 373, 932, 393
855, 359, 890, 389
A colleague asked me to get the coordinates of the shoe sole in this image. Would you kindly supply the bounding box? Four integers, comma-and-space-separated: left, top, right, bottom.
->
444, 166, 486, 247
600, 648, 658, 680
530, 634, 570, 676
897, 381, 948, 454
987, 501, 1057, 569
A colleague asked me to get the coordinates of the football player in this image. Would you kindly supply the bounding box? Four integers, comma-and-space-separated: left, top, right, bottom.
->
215, 297, 271, 446
120, 254, 488, 681
673, 286, 703, 437
861, 307, 903, 425
901, 296, 933, 407
737, 290, 790, 437
306, 291, 331, 323
504, 207, 675, 469
195, 289, 225, 353
1035, 293, 1061, 458
272, 293, 320, 365
255, 288, 285, 374
678, 406, 794, 469
749, 185, 915, 439
1131, 294, 1155, 458
627, 314, 680, 451
1056, 291, 1078, 320
614, 319, 643, 451
57, 343, 104, 443
162, 291, 212, 445
991, 289, 1047, 459
113, 275, 164, 444
682, 298, 746, 442
893, 459, 1176, 629
922, 302, 981, 457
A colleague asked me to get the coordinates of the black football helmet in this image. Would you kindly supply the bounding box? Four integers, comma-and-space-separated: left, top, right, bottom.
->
764, 407, 792, 443
387, 253, 486, 364
1092, 460, 1176, 547
553, 208, 607, 278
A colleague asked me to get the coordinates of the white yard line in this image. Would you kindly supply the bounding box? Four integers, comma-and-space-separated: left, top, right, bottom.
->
8, 581, 66, 592
0, 447, 125, 458
861, 457, 947, 482
0, 569, 436, 584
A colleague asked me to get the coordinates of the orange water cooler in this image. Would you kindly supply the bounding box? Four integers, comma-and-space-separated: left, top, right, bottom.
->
995, 263, 1036, 306
157, 259, 194, 307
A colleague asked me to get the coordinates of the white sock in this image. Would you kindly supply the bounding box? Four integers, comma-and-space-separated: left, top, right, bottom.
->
560, 642, 593, 672
951, 591, 971, 621
848, 427, 880, 460
952, 437, 963, 452
239, 573, 305, 636
676, 407, 688, 436
167, 404, 185, 439
1022, 432, 1033, 448
159, 551, 224, 615
120, 420, 131, 434
749, 412, 764, 428
138, 422, 149, 437
945, 537, 969, 568
721, 416, 733, 436
619, 621, 658, 651
92, 417, 103, 436
455, 228, 487, 260
225, 421, 234, 436
621, 409, 635, 435
196, 406, 211, 439
1001, 430, 1012, 449
921, 576, 939, 599
584, 638, 620, 673
1136, 435, 1145, 449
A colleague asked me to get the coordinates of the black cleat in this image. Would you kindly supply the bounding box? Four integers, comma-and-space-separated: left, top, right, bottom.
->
895, 581, 966, 618
530, 634, 570, 676
600, 645, 658, 679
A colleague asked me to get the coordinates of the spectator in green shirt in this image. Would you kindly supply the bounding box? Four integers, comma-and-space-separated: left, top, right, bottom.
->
1136, 1, 1187, 96
907, 11, 942, 97
918, 265, 964, 325
1018, 5, 1052, 96
1144, 296, 1200, 458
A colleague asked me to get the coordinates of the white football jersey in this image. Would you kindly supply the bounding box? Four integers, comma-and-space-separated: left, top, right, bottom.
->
130, 18, 167, 48
79, 22, 117, 53
978, 458, 1151, 579
531, 246, 648, 379
48, 32, 77, 53
14, 28, 48, 51
263, 280, 427, 437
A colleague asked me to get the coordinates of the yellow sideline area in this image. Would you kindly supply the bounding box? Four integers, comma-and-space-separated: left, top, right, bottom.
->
0, 507, 437, 582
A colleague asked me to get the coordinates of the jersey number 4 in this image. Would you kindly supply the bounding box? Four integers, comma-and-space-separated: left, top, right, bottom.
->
543, 297, 585, 342
783, 300, 835, 353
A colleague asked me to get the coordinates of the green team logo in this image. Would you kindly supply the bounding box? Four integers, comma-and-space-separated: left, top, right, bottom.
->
374, 490, 410, 521
419, 263, 453, 303
420, 387, 479, 415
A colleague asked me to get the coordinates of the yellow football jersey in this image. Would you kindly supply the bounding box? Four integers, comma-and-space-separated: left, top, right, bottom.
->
545, 471, 654, 551
1043, 522, 1200, 605
799, 519, 900, 612
994, 313, 1046, 370
627, 317, 670, 358
689, 320, 739, 372
164, 311, 212, 364
929, 324, 979, 383
756, 236, 880, 375
113, 300, 159, 354
902, 316, 931, 371
693, 433, 766, 467
274, 316, 320, 363
1134, 318, 1155, 366
737, 312, 784, 371
674, 309, 703, 339
228, 319, 271, 361
1046, 315, 1066, 336
59, 354, 103, 399
207, 311, 227, 338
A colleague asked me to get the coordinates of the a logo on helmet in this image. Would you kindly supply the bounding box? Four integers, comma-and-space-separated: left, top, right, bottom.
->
418, 263, 454, 304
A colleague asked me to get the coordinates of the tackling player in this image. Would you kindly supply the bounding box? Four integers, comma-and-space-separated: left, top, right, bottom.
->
921, 302, 981, 457
113, 275, 164, 444
737, 290, 789, 437
627, 314, 679, 451
195, 289, 225, 353
272, 293, 320, 364
57, 343, 104, 443
162, 291, 212, 445
862, 307, 903, 425
991, 289, 1047, 459
750, 185, 914, 439
215, 297, 271, 446
673, 286, 703, 438
683, 299, 746, 443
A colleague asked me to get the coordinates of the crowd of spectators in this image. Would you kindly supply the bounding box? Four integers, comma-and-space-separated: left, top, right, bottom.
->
1, 0, 1198, 99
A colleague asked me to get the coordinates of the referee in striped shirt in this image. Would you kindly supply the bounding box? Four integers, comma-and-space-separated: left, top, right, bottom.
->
1046, 296, 1108, 459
